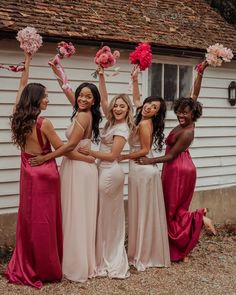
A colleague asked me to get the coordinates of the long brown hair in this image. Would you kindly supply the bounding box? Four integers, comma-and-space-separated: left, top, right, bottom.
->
10, 83, 46, 149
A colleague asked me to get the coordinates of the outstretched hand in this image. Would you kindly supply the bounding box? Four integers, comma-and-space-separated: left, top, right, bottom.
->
29, 155, 47, 166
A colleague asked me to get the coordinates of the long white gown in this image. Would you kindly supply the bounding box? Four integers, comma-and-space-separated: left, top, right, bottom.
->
128, 128, 170, 271
96, 122, 130, 279
60, 118, 98, 282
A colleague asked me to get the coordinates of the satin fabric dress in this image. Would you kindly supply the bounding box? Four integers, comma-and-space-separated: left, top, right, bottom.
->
60, 118, 98, 282
5, 117, 63, 289
128, 128, 170, 270
96, 122, 129, 279
162, 131, 204, 262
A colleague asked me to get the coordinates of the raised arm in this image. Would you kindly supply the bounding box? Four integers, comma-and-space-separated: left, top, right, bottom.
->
49, 61, 75, 106
132, 67, 142, 108
98, 66, 109, 118
13, 52, 32, 112
190, 60, 208, 101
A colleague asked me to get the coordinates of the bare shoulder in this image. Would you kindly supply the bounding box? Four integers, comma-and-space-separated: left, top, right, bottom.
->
179, 127, 194, 142
75, 111, 91, 129
41, 118, 54, 130
139, 119, 152, 128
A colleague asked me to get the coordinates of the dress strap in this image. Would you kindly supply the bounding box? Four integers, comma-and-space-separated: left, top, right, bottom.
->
36, 117, 46, 149
74, 118, 85, 132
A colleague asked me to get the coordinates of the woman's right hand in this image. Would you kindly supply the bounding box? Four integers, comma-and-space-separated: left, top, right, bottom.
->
78, 146, 90, 156
29, 155, 47, 166
85, 155, 96, 163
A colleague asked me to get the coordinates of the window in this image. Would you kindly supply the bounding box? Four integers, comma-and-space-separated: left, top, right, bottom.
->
148, 63, 193, 102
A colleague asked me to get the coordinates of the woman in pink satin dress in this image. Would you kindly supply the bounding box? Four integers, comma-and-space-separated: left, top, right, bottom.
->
5, 53, 64, 289
138, 61, 216, 262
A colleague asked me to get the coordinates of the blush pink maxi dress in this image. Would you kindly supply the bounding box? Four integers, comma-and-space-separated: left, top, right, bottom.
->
128, 128, 170, 270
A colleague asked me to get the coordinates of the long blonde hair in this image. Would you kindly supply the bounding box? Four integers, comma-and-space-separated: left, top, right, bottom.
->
104, 93, 135, 131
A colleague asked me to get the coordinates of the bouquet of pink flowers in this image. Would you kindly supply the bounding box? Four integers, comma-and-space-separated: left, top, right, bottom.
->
94, 46, 120, 68
57, 41, 76, 59
129, 43, 152, 71
16, 26, 43, 55
48, 41, 76, 91
205, 43, 234, 67
1, 27, 42, 72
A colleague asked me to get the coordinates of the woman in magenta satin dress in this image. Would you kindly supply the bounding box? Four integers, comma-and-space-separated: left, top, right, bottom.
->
137, 61, 216, 262
5, 53, 64, 288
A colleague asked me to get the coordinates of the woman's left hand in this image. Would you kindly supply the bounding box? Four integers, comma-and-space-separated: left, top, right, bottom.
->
135, 156, 153, 165
29, 155, 47, 166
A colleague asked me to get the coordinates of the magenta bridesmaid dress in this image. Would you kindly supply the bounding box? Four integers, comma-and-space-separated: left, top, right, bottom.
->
161, 131, 204, 262
5, 117, 63, 288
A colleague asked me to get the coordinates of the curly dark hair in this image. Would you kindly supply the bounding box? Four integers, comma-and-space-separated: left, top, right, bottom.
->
10, 83, 46, 149
174, 97, 202, 122
71, 82, 102, 144
135, 96, 166, 152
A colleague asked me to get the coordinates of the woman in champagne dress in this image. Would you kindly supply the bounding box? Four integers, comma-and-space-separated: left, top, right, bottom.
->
120, 71, 170, 270
30, 62, 102, 281
138, 61, 216, 262
80, 68, 134, 278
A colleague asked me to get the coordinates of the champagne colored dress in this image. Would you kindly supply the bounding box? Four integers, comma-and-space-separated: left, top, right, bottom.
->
5, 117, 62, 289
96, 122, 130, 279
128, 128, 170, 270
162, 131, 204, 261
60, 117, 98, 281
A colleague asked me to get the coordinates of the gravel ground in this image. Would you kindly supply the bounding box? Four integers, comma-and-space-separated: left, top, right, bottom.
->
0, 225, 235, 295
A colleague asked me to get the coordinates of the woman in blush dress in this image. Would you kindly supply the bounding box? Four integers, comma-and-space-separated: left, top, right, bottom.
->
30, 63, 102, 282
138, 61, 216, 262
119, 70, 170, 271
5, 52, 63, 289
80, 67, 134, 279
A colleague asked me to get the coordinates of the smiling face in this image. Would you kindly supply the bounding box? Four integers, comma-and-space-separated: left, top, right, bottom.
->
141, 100, 160, 119
77, 87, 95, 111
176, 105, 193, 127
39, 89, 49, 110
112, 97, 129, 123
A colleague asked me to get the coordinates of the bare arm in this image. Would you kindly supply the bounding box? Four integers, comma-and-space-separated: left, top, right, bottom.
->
121, 121, 152, 160
98, 67, 109, 117
13, 52, 32, 113
132, 68, 142, 108
190, 60, 208, 101
29, 112, 90, 165
49, 62, 75, 106
139, 129, 193, 165
90, 135, 126, 162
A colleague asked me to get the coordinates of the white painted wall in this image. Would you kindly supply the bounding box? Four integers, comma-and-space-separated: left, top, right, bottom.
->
0, 40, 236, 214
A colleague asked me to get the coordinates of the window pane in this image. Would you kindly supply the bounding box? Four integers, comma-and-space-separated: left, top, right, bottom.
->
149, 63, 162, 97
179, 65, 193, 98
164, 64, 177, 101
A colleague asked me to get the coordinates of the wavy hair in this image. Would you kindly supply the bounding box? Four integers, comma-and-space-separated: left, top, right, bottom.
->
71, 82, 102, 144
174, 97, 202, 122
104, 93, 135, 131
135, 96, 166, 152
10, 83, 46, 149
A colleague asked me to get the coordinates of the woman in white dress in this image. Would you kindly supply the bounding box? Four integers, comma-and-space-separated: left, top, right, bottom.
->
119, 71, 170, 270
30, 63, 102, 282
80, 68, 134, 278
